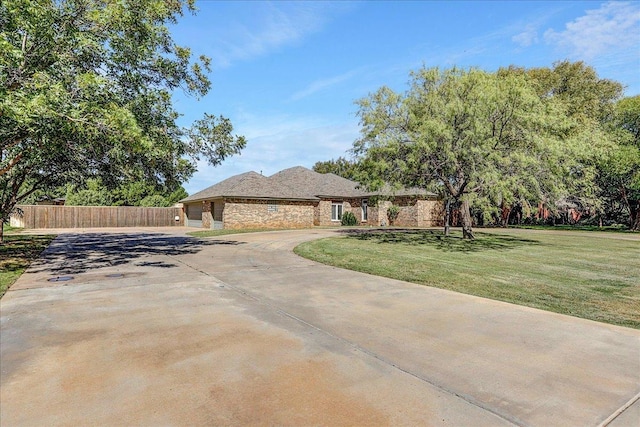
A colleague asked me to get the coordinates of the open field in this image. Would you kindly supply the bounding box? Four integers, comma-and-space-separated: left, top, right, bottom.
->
0, 230, 55, 297
294, 228, 640, 328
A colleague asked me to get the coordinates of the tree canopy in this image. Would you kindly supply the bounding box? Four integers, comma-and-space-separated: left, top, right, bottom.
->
599, 95, 640, 229
352, 63, 624, 238
312, 157, 359, 180
61, 178, 188, 207
0, 0, 246, 241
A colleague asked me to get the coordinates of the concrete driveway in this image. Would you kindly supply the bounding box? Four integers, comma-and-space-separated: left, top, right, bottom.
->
1, 228, 638, 426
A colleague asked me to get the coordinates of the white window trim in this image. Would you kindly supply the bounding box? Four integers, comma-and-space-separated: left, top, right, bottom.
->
331, 202, 343, 221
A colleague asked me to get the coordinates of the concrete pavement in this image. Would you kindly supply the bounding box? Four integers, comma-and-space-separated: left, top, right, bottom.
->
1, 228, 639, 426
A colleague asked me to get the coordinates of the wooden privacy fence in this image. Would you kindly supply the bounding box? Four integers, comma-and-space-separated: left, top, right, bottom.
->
10, 205, 184, 229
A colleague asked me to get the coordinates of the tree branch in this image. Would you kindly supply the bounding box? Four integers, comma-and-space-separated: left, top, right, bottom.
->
0, 153, 24, 177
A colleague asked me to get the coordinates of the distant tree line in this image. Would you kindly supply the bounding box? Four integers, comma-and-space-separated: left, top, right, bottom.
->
314, 61, 639, 237
30, 179, 188, 207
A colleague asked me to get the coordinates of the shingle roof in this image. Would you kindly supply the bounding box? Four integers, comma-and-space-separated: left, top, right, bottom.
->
181, 171, 275, 202
268, 166, 367, 199
181, 166, 435, 202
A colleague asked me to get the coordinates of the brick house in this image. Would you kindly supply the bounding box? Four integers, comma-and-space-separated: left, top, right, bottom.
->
181, 166, 443, 229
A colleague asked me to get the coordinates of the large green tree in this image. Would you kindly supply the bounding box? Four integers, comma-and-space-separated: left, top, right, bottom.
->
517, 61, 624, 222
599, 96, 640, 229
312, 157, 359, 180
353, 66, 613, 238
0, 0, 246, 242
62, 178, 188, 207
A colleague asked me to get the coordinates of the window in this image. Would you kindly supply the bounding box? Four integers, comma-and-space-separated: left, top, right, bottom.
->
362, 199, 368, 221
331, 202, 343, 221
267, 201, 278, 212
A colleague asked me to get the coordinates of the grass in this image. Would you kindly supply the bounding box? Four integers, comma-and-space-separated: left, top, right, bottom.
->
1, 227, 55, 298
509, 224, 632, 233
294, 228, 640, 329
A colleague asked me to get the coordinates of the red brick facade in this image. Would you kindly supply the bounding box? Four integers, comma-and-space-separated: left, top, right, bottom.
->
185, 196, 443, 229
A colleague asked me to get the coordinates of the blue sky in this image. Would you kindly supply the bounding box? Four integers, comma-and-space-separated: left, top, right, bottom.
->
170, 1, 640, 195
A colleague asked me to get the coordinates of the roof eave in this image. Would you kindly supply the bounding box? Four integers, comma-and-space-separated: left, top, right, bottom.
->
181, 195, 318, 203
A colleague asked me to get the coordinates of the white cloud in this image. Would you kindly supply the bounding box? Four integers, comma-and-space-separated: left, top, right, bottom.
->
209, 3, 352, 68
289, 69, 362, 101
544, 1, 640, 59
512, 24, 539, 47
183, 116, 360, 194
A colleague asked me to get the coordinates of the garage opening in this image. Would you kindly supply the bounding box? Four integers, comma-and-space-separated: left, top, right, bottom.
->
186, 203, 203, 228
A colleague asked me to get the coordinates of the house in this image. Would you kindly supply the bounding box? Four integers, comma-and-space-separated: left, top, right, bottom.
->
35, 197, 66, 206
181, 166, 443, 229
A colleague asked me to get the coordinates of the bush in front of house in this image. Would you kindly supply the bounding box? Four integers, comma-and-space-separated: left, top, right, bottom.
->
341, 211, 358, 226
387, 205, 400, 225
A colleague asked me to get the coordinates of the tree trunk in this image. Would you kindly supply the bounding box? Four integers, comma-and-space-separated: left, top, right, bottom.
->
0, 220, 4, 244
444, 199, 451, 236
500, 204, 511, 227
460, 198, 474, 239
631, 201, 640, 231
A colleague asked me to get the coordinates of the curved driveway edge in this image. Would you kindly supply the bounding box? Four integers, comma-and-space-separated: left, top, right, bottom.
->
1, 228, 639, 426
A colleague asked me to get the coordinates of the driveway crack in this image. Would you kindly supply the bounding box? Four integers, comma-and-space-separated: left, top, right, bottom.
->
598, 391, 640, 427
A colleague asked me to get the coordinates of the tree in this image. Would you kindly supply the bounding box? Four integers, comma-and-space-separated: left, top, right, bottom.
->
312, 157, 359, 180
113, 181, 157, 207
65, 179, 113, 206
139, 194, 171, 207
599, 96, 640, 229
167, 187, 188, 205
353, 66, 608, 239
517, 61, 624, 223
522, 61, 622, 123
63, 178, 187, 206
0, 0, 246, 242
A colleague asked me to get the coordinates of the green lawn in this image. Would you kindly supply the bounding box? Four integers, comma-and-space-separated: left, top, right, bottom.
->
294, 228, 640, 329
510, 224, 632, 233
1, 228, 55, 298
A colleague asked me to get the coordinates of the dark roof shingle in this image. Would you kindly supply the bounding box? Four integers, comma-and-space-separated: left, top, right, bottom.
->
181, 166, 435, 202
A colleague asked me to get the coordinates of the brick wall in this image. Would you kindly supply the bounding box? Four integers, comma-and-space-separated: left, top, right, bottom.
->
185, 196, 443, 230
373, 200, 393, 226
224, 199, 315, 229
316, 199, 361, 226
368, 198, 444, 227
316, 200, 333, 226
202, 201, 212, 229
417, 200, 445, 227
344, 198, 365, 224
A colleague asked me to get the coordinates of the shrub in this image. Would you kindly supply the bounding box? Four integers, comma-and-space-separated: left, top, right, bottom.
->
66, 189, 113, 206
387, 205, 400, 225
341, 211, 358, 226
139, 194, 171, 207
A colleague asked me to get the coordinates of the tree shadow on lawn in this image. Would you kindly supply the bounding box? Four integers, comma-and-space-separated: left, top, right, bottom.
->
0, 235, 55, 273
340, 229, 541, 253
27, 232, 246, 275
